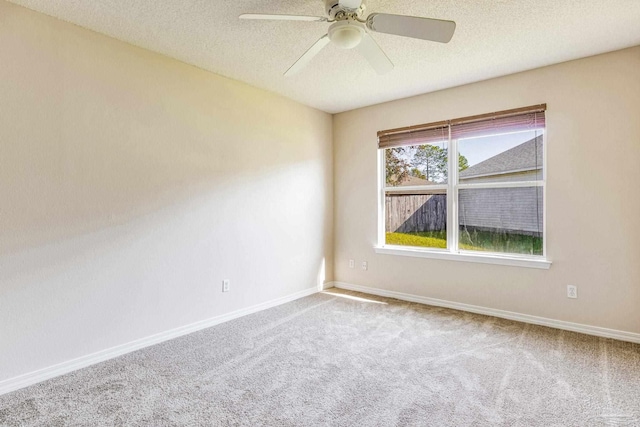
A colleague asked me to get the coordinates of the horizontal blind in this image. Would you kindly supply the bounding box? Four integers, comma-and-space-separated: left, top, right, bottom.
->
378, 125, 449, 149
451, 110, 545, 140
378, 104, 546, 149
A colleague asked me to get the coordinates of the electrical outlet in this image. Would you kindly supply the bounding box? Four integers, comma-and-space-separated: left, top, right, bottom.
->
567, 285, 577, 299
361, 261, 368, 271
222, 279, 230, 293
349, 259, 355, 269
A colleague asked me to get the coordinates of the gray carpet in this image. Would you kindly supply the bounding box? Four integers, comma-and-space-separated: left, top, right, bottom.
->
1, 289, 639, 427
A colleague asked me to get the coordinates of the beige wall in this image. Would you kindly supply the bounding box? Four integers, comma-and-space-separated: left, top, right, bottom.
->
0, 1, 333, 381
334, 47, 640, 334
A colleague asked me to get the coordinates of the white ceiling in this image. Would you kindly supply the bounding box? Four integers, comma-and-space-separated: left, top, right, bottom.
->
8, 0, 640, 113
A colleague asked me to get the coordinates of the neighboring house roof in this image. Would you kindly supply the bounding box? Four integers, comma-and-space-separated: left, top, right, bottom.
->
459, 135, 543, 180
387, 175, 437, 195
398, 175, 434, 186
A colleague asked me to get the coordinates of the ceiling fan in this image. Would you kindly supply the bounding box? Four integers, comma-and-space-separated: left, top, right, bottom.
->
239, 0, 456, 76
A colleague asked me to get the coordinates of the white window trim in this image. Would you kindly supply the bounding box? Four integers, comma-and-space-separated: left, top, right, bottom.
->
377, 132, 551, 269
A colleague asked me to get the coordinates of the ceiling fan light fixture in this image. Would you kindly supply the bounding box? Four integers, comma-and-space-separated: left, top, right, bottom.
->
328, 21, 365, 49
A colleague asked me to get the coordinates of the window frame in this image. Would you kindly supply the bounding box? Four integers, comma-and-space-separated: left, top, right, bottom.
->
376, 115, 551, 270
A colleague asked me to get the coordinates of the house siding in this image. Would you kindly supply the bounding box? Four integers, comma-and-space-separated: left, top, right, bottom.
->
458, 187, 543, 235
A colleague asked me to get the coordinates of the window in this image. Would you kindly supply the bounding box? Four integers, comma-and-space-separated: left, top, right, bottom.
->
377, 105, 549, 268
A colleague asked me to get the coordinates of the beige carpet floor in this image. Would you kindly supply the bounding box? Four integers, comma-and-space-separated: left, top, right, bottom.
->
1, 289, 639, 426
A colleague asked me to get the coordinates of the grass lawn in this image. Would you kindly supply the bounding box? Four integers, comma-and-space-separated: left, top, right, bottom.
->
386, 231, 448, 249
386, 230, 542, 255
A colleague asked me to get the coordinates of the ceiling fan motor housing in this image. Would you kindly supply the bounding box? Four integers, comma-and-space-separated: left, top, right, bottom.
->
325, 0, 365, 20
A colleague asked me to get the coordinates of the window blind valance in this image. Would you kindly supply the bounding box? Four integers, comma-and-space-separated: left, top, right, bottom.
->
378, 104, 546, 149
378, 124, 449, 149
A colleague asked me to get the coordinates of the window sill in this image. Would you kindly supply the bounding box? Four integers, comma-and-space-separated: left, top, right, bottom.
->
374, 245, 552, 269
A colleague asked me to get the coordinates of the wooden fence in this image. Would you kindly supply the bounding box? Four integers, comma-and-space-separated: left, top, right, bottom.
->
385, 195, 447, 233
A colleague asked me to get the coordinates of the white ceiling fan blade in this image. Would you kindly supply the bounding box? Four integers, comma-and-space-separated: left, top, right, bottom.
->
240, 14, 327, 22
284, 34, 331, 77
338, 0, 363, 10
356, 33, 394, 75
366, 13, 456, 43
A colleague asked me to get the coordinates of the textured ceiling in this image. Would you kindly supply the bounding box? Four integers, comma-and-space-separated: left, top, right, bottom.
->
7, 0, 640, 113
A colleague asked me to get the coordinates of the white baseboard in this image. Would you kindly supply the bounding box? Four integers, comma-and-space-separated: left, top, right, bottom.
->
0, 285, 319, 396
4, 281, 636, 397
322, 281, 335, 290
333, 281, 640, 344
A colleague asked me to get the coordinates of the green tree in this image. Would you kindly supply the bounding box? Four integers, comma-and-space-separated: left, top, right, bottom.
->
412, 145, 448, 182
411, 145, 469, 181
410, 167, 426, 179
386, 146, 469, 185
385, 148, 410, 186
458, 155, 469, 172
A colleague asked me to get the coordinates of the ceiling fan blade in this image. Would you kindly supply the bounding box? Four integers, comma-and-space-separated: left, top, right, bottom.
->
366, 13, 456, 43
356, 33, 394, 75
239, 14, 327, 22
338, 0, 363, 10
284, 34, 331, 77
